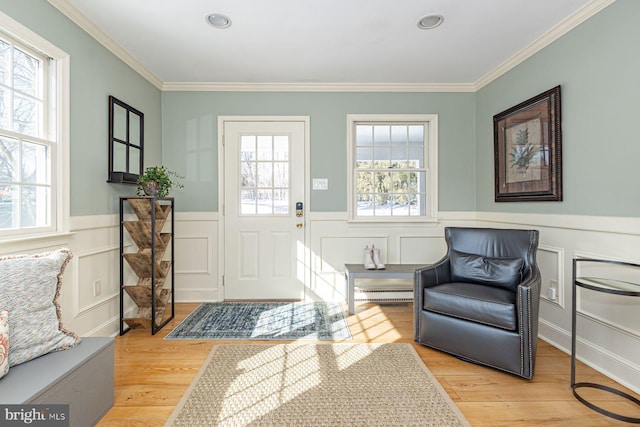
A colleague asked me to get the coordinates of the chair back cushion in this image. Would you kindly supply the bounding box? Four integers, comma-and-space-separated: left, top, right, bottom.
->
445, 227, 539, 287
450, 249, 523, 291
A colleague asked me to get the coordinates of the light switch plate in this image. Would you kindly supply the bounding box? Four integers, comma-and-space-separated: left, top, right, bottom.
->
313, 178, 328, 190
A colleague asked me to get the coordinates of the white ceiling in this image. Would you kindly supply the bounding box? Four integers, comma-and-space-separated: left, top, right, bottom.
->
52, 0, 610, 89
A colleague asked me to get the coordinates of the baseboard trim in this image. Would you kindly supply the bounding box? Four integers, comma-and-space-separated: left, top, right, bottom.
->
539, 319, 640, 395
175, 289, 220, 303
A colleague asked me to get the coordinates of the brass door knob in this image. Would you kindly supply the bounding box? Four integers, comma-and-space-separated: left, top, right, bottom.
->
296, 223, 303, 229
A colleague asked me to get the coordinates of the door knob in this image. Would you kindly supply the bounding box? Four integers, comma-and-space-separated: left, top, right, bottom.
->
296, 222, 303, 229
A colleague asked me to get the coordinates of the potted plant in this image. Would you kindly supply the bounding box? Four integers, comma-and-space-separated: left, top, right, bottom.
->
136, 165, 184, 198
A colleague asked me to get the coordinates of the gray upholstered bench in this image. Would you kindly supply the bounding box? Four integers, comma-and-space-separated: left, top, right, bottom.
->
0, 337, 114, 427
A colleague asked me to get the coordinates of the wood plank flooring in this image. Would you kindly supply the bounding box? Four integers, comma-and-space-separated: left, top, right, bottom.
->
97, 302, 639, 426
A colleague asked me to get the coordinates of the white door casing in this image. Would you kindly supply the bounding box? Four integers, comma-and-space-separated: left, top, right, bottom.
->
220, 118, 308, 300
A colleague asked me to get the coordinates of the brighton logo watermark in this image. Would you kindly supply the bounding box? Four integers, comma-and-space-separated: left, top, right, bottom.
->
0, 405, 69, 426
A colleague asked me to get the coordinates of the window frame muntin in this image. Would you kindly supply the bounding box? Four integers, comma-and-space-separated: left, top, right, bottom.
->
347, 114, 438, 223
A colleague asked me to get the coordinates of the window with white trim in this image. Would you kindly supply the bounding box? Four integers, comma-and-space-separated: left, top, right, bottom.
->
0, 28, 61, 237
348, 114, 438, 221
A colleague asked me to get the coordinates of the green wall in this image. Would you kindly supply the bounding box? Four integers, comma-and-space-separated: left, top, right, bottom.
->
5, 0, 632, 218
162, 91, 476, 212
475, 0, 640, 217
0, 0, 162, 216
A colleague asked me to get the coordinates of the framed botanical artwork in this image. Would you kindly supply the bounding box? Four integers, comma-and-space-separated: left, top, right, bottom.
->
493, 86, 562, 202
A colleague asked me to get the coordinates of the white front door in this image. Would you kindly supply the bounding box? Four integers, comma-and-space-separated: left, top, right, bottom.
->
223, 119, 306, 300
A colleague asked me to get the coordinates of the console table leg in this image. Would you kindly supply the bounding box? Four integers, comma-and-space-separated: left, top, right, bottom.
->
347, 272, 355, 315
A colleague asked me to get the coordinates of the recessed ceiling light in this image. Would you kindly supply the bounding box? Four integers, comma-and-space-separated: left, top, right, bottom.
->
417, 14, 444, 30
206, 13, 232, 29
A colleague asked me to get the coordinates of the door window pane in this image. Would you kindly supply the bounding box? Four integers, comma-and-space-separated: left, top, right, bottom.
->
257, 162, 273, 188
240, 161, 255, 188
274, 136, 288, 160
239, 134, 290, 215
241, 189, 257, 215
273, 162, 288, 188
273, 188, 289, 214
241, 136, 256, 160
257, 136, 272, 161
257, 189, 272, 214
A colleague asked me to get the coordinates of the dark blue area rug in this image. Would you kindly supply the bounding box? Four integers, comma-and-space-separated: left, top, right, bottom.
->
164, 302, 352, 340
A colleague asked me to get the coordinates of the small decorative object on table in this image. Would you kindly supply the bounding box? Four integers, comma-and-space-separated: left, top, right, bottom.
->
371, 244, 385, 269
363, 244, 385, 270
136, 165, 184, 198
364, 245, 376, 269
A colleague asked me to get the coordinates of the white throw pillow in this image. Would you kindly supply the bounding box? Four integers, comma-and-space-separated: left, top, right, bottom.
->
0, 249, 80, 367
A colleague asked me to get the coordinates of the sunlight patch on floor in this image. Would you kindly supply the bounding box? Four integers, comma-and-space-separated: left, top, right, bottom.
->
251, 303, 317, 339
349, 305, 403, 342
220, 345, 321, 424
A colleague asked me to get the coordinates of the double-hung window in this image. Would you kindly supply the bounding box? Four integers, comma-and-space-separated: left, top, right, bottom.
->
0, 21, 67, 239
348, 114, 438, 222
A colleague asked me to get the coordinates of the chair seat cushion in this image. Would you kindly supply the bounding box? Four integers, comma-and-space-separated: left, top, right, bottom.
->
423, 282, 517, 330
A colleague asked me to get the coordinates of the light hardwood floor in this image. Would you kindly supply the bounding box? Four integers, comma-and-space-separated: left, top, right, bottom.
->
97, 302, 639, 426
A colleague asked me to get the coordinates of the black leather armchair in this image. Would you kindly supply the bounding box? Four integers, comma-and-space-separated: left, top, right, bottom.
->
414, 227, 540, 379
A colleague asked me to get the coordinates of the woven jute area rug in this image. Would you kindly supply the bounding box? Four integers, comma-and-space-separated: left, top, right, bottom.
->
165, 343, 470, 427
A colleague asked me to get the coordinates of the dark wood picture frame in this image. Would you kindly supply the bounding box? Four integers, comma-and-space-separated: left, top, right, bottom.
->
493, 86, 562, 202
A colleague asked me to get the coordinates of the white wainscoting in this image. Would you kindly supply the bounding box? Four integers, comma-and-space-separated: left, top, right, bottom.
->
173, 212, 219, 302
21, 212, 222, 338
306, 211, 474, 302
476, 211, 640, 394
3, 210, 638, 393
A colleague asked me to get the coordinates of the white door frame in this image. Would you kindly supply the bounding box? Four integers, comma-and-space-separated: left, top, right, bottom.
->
217, 116, 311, 301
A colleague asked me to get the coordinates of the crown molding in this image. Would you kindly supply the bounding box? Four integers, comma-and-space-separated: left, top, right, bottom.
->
161, 82, 476, 93
48, 0, 614, 94
473, 0, 616, 91
47, 0, 163, 90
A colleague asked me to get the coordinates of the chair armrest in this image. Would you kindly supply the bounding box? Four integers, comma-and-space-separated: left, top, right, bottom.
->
414, 257, 450, 341
516, 267, 541, 378
515, 268, 541, 321
415, 257, 451, 289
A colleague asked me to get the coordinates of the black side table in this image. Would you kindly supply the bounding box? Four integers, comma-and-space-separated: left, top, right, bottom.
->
572, 258, 640, 423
